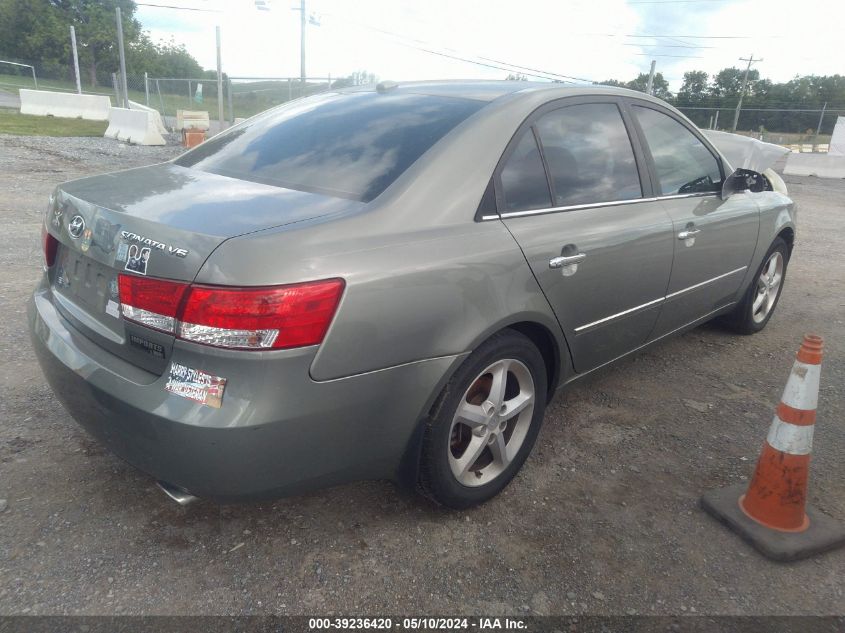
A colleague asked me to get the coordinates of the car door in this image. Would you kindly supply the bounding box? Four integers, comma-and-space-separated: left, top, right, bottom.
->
498, 98, 675, 373
627, 102, 760, 338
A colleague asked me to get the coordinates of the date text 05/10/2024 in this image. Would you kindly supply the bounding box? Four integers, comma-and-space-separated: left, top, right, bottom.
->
308, 618, 527, 630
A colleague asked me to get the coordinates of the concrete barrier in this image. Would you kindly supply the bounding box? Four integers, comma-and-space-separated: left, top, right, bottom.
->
104, 107, 166, 146
176, 109, 210, 131
830, 116, 845, 156
128, 100, 168, 136
19, 89, 111, 121
783, 153, 845, 178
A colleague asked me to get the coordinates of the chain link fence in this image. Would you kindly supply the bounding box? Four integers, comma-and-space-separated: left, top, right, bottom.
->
142, 76, 336, 130
675, 106, 843, 151
227, 76, 335, 121
3, 55, 841, 152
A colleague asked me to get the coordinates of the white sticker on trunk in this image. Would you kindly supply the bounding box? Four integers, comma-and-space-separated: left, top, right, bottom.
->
105, 299, 120, 318
116, 242, 129, 263
165, 363, 227, 408
124, 245, 151, 275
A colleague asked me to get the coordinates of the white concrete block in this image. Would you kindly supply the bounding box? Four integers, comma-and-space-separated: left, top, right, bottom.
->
783, 153, 845, 178
104, 107, 166, 146
128, 100, 168, 135
19, 89, 112, 121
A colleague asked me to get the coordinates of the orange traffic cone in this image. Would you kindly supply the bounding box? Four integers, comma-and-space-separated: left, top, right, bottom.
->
702, 335, 845, 561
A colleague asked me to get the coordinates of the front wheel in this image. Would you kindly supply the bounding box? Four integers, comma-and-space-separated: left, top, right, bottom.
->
724, 237, 789, 334
418, 330, 548, 509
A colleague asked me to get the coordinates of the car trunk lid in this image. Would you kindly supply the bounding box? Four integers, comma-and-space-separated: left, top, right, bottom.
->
47, 163, 363, 375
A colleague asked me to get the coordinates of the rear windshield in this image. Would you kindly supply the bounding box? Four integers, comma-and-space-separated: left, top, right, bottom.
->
175, 91, 484, 202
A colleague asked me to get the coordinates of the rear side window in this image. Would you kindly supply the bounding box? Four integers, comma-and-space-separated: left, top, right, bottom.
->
175, 92, 484, 202
499, 130, 552, 212
534, 103, 642, 207
633, 105, 722, 195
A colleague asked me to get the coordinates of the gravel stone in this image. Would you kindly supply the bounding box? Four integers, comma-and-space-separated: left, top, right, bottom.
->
0, 136, 843, 616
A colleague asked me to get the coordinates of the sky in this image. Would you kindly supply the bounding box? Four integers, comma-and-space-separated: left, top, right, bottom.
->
136, 0, 844, 91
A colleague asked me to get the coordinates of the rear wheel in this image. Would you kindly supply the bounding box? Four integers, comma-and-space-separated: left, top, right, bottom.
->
724, 237, 789, 334
418, 330, 547, 509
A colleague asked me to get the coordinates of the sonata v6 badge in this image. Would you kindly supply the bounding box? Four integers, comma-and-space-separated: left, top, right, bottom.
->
120, 231, 189, 258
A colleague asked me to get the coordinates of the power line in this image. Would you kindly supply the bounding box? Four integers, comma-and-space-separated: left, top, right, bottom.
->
628, 0, 730, 4
476, 56, 594, 83
389, 41, 577, 83
324, 14, 595, 83
586, 32, 782, 39
623, 42, 716, 49
135, 2, 221, 11
634, 53, 705, 58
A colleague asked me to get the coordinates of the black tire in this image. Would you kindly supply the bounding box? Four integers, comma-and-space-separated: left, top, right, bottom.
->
723, 237, 789, 335
418, 330, 548, 509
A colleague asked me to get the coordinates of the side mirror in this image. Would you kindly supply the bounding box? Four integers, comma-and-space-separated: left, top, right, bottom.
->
721, 168, 766, 200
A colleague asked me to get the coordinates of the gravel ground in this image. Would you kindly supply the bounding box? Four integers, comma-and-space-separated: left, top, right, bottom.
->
0, 134, 843, 616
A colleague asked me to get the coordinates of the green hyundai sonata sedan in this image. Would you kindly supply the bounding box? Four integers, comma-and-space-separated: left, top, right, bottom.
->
29, 81, 795, 508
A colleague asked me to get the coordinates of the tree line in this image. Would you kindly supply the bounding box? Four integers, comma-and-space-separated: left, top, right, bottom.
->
0, 0, 207, 87
599, 68, 845, 134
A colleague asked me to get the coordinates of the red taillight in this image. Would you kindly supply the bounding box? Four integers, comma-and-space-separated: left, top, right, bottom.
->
42, 225, 58, 268
118, 275, 189, 333
117, 274, 344, 350
180, 280, 345, 349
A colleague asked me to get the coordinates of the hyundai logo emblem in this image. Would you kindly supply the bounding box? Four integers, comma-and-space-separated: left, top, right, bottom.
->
68, 215, 85, 239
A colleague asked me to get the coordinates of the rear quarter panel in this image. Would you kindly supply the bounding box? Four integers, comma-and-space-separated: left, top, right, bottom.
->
196, 215, 565, 381
194, 88, 590, 383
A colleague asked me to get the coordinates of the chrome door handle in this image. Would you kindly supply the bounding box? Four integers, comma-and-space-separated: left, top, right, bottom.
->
549, 253, 586, 268
677, 229, 700, 240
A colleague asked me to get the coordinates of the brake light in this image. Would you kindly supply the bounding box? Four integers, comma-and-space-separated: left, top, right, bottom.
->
42, 225, 58, 268
117, 274, 344, 350
118, 275, 189, 333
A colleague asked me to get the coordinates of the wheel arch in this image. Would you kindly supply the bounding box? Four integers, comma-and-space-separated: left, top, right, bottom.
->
777, 225, 795, 257
394, 317, 570, 490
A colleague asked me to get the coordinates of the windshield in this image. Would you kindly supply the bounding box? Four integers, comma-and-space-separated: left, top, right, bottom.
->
175, 91, 485, 202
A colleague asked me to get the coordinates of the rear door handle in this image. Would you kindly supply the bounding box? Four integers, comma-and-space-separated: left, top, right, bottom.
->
677, 228, 700, 240
549, 253, 586, 268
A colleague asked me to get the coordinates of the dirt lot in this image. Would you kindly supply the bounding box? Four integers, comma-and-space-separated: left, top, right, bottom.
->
0, 133, 843, 617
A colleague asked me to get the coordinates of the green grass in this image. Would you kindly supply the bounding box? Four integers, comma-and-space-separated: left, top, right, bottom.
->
0, 108, 108, 136
0, 71, 332, 122
0, 72, 114, 97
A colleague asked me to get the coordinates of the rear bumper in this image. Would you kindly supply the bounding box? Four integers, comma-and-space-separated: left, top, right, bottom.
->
28, 282, 461, 502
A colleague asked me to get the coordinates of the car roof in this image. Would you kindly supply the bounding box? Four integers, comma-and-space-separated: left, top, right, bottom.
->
338, 79, 649, 103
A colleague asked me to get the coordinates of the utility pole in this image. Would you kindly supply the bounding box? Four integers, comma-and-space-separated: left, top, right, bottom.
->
731, 54, 761, 133
70, 26, 81, 94
814, 102, 827, 149
216, 26, 224, 129
115, 7, 129, 108
645, 60, 656, 96
299, 0, 306, 88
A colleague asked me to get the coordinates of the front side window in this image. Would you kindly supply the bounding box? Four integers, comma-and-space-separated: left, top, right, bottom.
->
499, 129, 552, 212
175, 91, 484, 202
633, 105, 722, 195
534, 103, 642, 207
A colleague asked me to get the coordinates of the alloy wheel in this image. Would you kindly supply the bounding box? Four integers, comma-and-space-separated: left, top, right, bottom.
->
447, 358, 535, 487
752, 251, 784, 324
